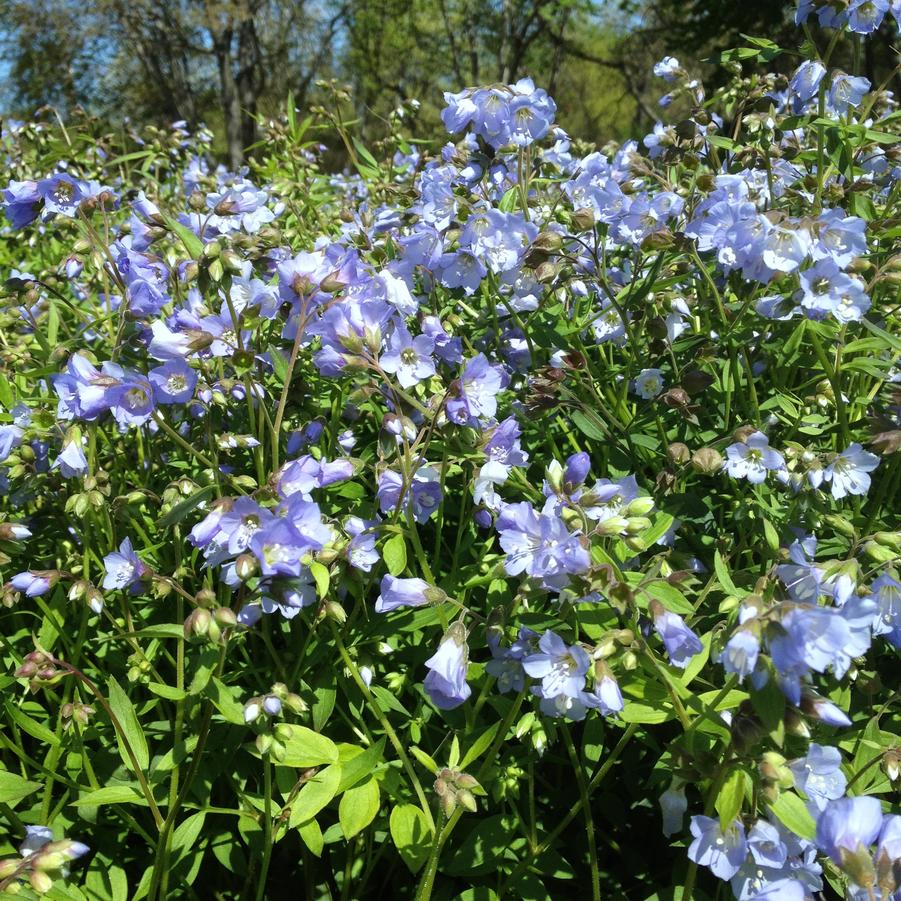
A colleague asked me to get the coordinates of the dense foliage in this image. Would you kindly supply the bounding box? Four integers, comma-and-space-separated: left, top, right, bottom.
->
1, 2, 900, 899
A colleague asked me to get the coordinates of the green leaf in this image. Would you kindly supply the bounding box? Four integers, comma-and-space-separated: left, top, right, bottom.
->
278, 724, 339, 767
444, 814, 525, 877
74, 785, 147, 807
620, 700, 674, 725
389, 804, 433, 873
352, 138, 380, 171
206, 678, 246, 725
336, 738, 386, 793
162, 214, 204, 258
338, 777, 380, 839
714, 550, 740, 595
769, 791, 816, 841
147, 682, 187, 701
570, 409, 606, 441
309, 560, 330, 598
751, 677, 786, 738
297, 818, 324, 856
460, 723, 500, 770
383, 533, 407, 576
157, 484, 217, 529
409, 746, 440, 774
715, 767, 748, 830
170, 812, 207, 866
289, 764, 342, 828
0, 770, 42, 806
107, 677, 150, 771
6, 703, 60, 747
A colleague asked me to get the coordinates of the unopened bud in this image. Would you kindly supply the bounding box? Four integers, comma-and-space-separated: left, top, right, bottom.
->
691, 447, 723, 474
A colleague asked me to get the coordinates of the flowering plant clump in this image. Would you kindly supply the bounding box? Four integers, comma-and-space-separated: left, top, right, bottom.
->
1, 4, 900, 899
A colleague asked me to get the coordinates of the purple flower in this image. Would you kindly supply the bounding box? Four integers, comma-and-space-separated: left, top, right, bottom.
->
871, 572, 901, 647
377, 465, 442, 523
52, 433, 89, 478
748, 820, 788, 869
688, 816, 748, 880
260, 576, 317, 619
10, 571, 55, 597
102, 538, 147, 592
379, 324, 436, 388
37, 173, 88, 218
633, 368, 664, 399
421, 316, 462, 364
659, 782, 687, 837
522, 630, 590, 699
829, 73, 871, 114
789, 744, 846, 811
724, 432, 785, 484
496, 502, 590, 590
250, 521, 310, 578
423, 623, 471, 710
2, 180, 41, 228
651, 604, 703, 668
149, 360, 197, 405
375, 575, 436, 613
823, 444, 879, 500
0, 424, 24, 462
720, 630, 760, 680
816, 796, 883, 864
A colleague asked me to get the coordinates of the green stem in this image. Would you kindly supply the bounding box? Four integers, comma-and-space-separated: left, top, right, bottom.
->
330, 623, 435, 832
255, 755, 274, 901
563, 727, 601, 901
498, 723, 639, 896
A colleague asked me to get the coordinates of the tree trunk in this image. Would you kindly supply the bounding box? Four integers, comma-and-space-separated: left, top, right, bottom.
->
213, 28, 243, 170
237, 13, 261, 158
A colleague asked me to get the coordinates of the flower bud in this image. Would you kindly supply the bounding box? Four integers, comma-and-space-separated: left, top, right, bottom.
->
184, 607, 211, 639
667, 442, 690, 465
30, 871, 54, 894
691, 447, 723, 474
213, 606, 237, 628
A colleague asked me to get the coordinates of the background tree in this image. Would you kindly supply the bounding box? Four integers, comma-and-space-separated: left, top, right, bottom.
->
3, 0, 895, 163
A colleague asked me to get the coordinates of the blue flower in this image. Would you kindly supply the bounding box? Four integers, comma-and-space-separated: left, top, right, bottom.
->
823, 443, 879, 499
816, 796, 883, 864
2, 180, 41, 228
10, 571, 56, 597
377, 465, 442, 524
102, 538, 147, 592
375, 575, 434, 613
379, 324, 435, 389
496, 502, 590, 590
724, 432, 785, 484
423, 623, 471, 710
651, 603, 703, 668
521, 630, 590, 699
659, 781, 687, 837
52, 432, 88, 478
688, 815, 748, 880
788, 743, 846, 812
446, 354, 507, 427
829, 73, 871, 114
149, 360, 197, 405
871, 572, 901, 647
720, 630, 760, 680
